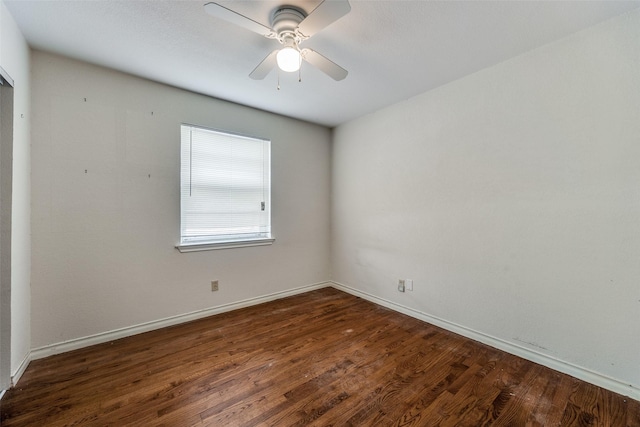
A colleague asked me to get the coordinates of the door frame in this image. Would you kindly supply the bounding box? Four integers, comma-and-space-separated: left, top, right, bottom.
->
0, 65, 14, 395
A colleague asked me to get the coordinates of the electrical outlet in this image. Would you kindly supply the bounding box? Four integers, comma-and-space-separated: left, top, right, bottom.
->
406, 279, 413, 291
211, 280, 219, 292
398, 279, 405, 292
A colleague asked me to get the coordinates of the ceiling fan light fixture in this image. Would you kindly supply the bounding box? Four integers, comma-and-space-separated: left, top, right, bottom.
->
276, 47, 301, 72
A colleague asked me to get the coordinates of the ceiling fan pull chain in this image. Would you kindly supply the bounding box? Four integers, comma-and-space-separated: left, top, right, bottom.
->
277, 67, 281, 91
298, 67, 302, 83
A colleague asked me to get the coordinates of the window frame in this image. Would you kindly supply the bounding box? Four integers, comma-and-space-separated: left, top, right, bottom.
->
176, 124, 274, 253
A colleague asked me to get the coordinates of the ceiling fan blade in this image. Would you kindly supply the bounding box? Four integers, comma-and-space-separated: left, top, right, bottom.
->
301, 49, 348, 81
296, 0, 351, 38
249, 50, 279, 80
204, 2, 275, 37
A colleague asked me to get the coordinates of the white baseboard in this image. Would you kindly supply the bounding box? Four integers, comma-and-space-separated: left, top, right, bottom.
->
31, 281, 330, 361
1, 352, 30, 397
11, 352, 31, 387
329, 281, 640, 402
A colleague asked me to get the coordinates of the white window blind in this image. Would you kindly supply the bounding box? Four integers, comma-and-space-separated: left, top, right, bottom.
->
179, 124, 272, 250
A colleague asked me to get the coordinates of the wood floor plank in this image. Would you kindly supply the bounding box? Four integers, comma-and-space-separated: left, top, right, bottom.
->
628, 395, 640, 427
1, 288, 638, 426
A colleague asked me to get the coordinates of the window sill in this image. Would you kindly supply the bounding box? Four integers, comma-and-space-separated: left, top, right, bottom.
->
176, 238, 275, 253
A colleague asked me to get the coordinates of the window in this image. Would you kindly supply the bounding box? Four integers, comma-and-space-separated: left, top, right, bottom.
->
177, 124, 273, 252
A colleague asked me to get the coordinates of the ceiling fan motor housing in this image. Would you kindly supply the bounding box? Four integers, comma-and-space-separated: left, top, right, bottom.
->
271, 7, 307, 45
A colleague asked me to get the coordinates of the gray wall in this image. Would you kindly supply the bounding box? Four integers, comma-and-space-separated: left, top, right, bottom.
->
30, 51, 331, 350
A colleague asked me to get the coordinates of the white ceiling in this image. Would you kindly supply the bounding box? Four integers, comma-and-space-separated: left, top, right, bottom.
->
5, 0, 640, 127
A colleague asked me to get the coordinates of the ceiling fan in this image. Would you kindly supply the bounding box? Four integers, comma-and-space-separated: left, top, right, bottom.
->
204, 0, 350, 81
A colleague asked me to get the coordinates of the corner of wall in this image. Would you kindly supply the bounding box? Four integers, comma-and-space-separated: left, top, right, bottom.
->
0, 0, 32, 388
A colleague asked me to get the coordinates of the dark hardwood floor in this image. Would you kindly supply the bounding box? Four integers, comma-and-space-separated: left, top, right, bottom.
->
1, 287, 638, 426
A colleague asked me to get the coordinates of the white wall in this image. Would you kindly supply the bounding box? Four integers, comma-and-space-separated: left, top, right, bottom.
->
0, 0, 30, 385
332, 9, 640, 398
30, 51, 331, 350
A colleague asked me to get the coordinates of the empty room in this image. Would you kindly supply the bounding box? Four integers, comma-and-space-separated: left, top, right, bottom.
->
0, 0, 639, 425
